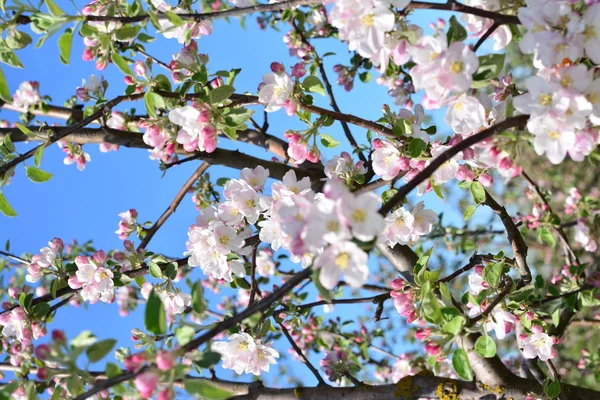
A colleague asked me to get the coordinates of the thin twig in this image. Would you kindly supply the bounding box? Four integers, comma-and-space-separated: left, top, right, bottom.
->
248, 243, 260, 307
138, 162, 210, 250
473, 23, 499, 52
277, 320, 328, 386
0, 250, 30, 265
291, 20, 367, 164
521, 170, 580, 267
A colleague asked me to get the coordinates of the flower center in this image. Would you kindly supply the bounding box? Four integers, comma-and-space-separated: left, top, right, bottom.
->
352, 209, 366, 223
220, 236, 230, 245
245, 199, 256, 209
361, 14, 374, 27
450, 62, 464, 73
539, 94, 552, 106
335, 252, 350, 269
560, 76, 572, 88
548, 131, 560, 140
326, 220, 340, 232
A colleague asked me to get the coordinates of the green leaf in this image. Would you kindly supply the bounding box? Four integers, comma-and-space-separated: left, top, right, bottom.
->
86, 339, 116, 363
443, 316, 466, 336
58, 30, 73, 64
452, 349, 473, 381
408, 138, 426, 157
192, 281, 206, 314
470, 181, 486, 204
475, 335, 497, 358
15, 123, 33, 136
320, 134, 340, 148
508, 284, 534, 302
115, 25, 140, 41
145, 289, 166, 335
0, 44, 23, 68
359, 71, 371, 83
34, 146, 44, 167
183, 379, 233, 400
545, 379, 561, 399
473, 53, 506, 85
32, 302, 51, 318
302, 75, 325, 96
70, 331, 97, 348
224, 108, 254, 127
138, 33, 155, 43
446, 15, 467, 44
422, 292, 442, 323
195, 351, 221, 369
144, 92, 166, 119
209, 85, 234, 104
6, 31, 32, 50
45, 0, 64, 16
149, 262, 162, 278
0, 65, 11, 102
536, 227, 557, 247
111, 52, 134, 76
381, 188, 398, 204
25, 166, 52, 183
482, 262, 504, 288
175, 325, 195, 346
165, 10, 184, 26
464, 205, 477, 221
105, 362, 122, 378
552, 308, 560, 327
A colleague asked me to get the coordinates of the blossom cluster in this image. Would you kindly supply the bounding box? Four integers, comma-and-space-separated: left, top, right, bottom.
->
211, 332, 279, 375
115, 209, 139, 240
25, 238, 64, 283
67, 251, 115, 304
140, 283, 191, 319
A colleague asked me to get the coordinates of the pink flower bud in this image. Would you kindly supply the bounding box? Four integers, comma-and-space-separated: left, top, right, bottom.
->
284, 99, 297, 116
448, 135, 463, 146
456, 165, 474, 181
398, 156, 411, 171
134, 61, 147, 77
93, 250, 106, 265
197, 109, 211, 124
156, 351, 176, 371
134, 371, 159, 399
210, 77, 223, 88
270, 62, 285, 74
158, 389, 175, 400
479, 173, 493, 187
96, 58, 107, 71
371, 138, 384, 149
7, 287, 18, 299
52, 330, 65, 343
82, 48, 95, 61
36, 367, 49, 380
124, 240, 134, 252
124, 76, 135, 85
76, 87, 89, 101
35, 344, 51, 360
291, 63, 306, 78
306, 148, 320, 163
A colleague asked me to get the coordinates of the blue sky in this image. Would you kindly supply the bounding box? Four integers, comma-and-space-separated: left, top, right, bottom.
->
0, 1, 505, 392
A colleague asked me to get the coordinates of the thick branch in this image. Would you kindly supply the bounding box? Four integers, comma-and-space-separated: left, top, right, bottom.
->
0, 126, 323, 182
483, 190, 532, 286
